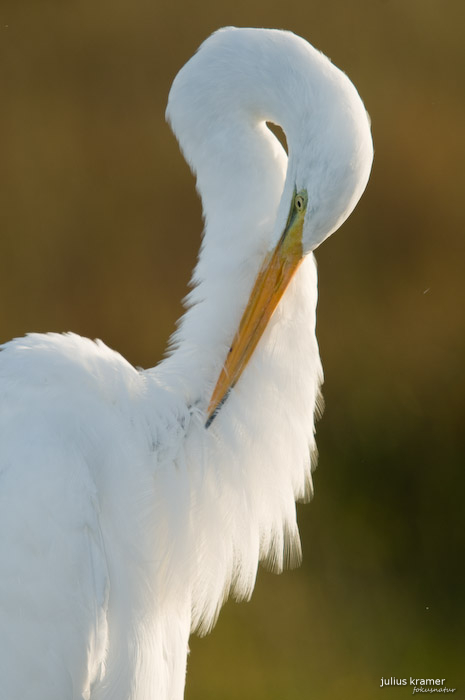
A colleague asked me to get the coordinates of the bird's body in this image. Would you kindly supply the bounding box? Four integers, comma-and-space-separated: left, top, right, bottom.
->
0, 28, 372, 700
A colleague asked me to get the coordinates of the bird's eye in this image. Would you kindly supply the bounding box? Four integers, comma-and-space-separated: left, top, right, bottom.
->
295, 194, 305, 212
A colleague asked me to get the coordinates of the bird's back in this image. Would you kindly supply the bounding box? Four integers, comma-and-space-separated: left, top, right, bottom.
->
0, 332, 191, 699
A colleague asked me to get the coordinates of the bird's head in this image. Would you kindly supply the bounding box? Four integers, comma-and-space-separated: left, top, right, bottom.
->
290, 70, 373, 257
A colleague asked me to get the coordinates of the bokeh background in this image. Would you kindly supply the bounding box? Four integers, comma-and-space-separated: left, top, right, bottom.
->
1, 1, 464, 698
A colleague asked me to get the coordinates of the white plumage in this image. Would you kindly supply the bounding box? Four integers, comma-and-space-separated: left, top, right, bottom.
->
0, 27, 372, 700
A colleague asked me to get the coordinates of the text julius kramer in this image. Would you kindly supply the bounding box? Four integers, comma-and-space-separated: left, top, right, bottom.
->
380, 678, 455, 693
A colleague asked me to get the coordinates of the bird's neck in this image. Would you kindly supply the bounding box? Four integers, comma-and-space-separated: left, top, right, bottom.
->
161, 29, 322, 406
159, 118, 287, 405
152, 29, 326, 631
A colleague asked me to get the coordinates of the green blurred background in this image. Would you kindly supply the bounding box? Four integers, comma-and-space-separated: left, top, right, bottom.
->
1, 1, 464, 698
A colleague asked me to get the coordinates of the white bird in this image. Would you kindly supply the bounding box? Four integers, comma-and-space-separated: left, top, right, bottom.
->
0, 27, 372, 700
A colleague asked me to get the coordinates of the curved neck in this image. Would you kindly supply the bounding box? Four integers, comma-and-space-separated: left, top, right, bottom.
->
158, 120, 287, 404
150, 30, 328, 630
164, 31, 327, 402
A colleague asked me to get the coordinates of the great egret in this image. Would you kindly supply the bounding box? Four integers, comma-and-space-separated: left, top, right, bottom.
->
0, 27, 373, 700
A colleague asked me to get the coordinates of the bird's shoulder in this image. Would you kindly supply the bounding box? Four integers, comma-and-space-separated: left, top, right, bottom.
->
0, 331, 190, 463
0, 331, 140, 401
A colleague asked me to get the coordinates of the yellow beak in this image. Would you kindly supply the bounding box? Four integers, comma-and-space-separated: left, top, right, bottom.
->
206, 191, 307, 427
